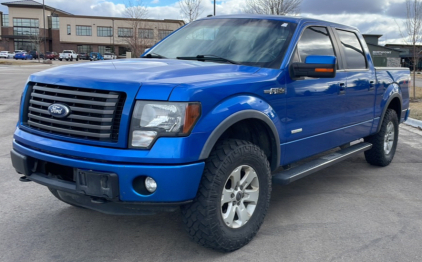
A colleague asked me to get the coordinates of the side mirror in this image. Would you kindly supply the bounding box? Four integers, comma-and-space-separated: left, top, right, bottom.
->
290, 55, 337, 79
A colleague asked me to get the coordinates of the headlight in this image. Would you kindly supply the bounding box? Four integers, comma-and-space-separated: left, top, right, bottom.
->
129, 101, 201, 148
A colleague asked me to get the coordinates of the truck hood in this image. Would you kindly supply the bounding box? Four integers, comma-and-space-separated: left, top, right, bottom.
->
29, 59, 261, 100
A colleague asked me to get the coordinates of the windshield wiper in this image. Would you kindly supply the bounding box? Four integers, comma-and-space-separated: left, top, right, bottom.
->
177, 55, 239, 65
143, 52, 167, 59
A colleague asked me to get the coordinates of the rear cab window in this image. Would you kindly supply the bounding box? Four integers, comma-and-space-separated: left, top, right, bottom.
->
335, 29, 367, 69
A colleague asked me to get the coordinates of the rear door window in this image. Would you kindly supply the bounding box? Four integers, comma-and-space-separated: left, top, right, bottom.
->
336, 30, 367, 69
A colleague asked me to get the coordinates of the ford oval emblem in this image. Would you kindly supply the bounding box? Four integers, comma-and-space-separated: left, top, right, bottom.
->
48, 103, 70, 118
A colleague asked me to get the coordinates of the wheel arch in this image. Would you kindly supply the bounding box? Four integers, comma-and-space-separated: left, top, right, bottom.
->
199, 110, 281, 171
377, 93, 402, 133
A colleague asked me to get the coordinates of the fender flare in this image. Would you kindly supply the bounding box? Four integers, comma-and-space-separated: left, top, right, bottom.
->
377, 93, 402, 133
199, 110, 281, 170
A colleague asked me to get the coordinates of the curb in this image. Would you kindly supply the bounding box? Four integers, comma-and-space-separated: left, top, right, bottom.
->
405, 117, 422, 129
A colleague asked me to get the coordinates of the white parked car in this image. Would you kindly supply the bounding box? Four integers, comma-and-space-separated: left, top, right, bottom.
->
104, 53, 117, 60
59, 50, 79, 61
0, 51, 11, 59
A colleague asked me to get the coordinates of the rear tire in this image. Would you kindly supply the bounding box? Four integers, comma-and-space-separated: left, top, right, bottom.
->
48, 188, 84, 208
364, 109, 399, 166
181, 139, 271, 252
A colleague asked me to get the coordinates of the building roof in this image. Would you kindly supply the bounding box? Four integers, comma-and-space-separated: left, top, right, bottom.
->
1, 0, 185, 25
1, 0, 73, 15
366, 43, 403, 53
363, 34, 383, 38
385, 44, 422, 48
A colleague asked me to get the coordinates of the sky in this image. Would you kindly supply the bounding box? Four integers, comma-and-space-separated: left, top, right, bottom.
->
0, 0, 411, 45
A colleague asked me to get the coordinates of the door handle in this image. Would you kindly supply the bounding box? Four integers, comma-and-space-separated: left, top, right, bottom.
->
339, 82, 346, 95
369, 81, 375, 90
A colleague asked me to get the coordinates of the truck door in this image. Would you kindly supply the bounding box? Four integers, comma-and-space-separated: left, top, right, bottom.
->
333, 29, 376, 138
282, 26, 349, 164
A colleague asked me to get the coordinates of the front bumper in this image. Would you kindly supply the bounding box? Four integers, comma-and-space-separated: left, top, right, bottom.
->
11, 139, 205, 214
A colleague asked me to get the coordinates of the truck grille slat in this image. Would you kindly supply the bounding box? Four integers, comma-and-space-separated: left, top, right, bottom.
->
33, 85, 119, 99
29, 100, 115, 114
28, 107, 112, 122
28, 114, 112, 130
27, 121, 111, 138
24, 83, 126, 143
30, 93, 117, 107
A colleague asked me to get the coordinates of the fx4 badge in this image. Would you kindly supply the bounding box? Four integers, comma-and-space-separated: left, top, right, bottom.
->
264, 88, 286, 95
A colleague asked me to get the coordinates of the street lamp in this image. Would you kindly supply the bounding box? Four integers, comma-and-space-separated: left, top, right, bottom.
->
214, 0, 216, 16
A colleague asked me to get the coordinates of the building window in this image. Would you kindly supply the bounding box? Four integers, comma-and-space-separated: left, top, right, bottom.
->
98, 45, 113, 55
14, 40, 37, 51
13, 18, 39, 36
13, 18, 39, 27
158, 30, 172, 40
139, 29, 154, 39
67, 25, 71, 35
77, 45, 92, 53
119, 46, 130, 56
76, 25, 92, 36
118, 28, 133, 37
97, 27, 113, 37
2, 14, 9, 27
51, 17, 59, 29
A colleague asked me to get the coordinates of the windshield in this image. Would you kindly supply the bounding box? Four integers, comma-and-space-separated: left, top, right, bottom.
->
147, 18, 296, 69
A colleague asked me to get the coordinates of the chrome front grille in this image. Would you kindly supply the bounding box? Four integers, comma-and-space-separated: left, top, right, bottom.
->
24, 83, 126, 142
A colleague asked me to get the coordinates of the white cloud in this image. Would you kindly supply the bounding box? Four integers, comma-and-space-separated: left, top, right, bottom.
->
0, 0, 413, 45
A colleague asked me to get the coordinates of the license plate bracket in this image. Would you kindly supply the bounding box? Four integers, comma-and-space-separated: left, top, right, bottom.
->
75, 169, 119, 200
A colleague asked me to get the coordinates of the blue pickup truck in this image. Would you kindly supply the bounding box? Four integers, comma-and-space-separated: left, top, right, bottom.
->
11, 15, 410, 251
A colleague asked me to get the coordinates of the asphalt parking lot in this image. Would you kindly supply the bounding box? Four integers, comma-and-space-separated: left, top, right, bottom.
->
1, 63, 422, 262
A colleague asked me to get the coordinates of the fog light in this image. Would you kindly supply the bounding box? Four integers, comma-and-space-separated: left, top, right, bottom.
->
131, 130, 157, 147
145, 177, 157, 193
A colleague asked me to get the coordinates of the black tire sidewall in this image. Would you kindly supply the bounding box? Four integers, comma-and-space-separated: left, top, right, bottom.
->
212, 147, 270, 239
182, 140, 271, 251
381, 113, 399, 162
364, 109, 399, 166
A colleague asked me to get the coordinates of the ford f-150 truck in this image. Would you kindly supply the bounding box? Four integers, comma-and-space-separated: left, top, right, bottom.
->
59, 50, 79, 61
10, 15, 410, 252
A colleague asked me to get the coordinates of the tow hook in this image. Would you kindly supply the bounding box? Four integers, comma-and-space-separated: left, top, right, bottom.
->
91, 197, 107, 204
19, 176, 31, 182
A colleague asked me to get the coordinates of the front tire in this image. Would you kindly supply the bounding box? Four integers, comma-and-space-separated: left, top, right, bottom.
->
364, 109, 399, 166
181, 139, 271, 252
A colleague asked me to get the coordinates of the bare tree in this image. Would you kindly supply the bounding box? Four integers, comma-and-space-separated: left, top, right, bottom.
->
398, 0, 422, 100
27, 32, 43, 62
120, 0, 149, 58
243, 0, 302, 15
179, 0, 203, 23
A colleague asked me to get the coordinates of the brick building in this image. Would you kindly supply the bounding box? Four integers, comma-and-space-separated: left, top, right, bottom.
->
0, 0, 184, 56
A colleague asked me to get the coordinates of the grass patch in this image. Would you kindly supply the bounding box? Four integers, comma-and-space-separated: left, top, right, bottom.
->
0, 60, 42, 66
410, 101, 422, 120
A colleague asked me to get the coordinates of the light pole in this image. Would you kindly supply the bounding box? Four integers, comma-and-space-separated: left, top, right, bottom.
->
214, 0, 216, 16
43, 0, 46, 54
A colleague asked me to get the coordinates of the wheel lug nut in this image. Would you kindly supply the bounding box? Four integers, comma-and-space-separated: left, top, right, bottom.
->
231, 193, 235, 198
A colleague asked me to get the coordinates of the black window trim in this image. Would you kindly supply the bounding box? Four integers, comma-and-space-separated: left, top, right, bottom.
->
333, 28, 369, 71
